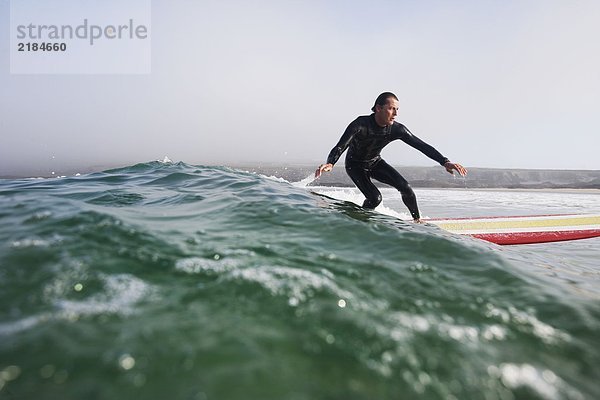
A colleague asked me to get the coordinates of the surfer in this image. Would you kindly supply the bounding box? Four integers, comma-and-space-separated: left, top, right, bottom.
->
315, 92, 467, 222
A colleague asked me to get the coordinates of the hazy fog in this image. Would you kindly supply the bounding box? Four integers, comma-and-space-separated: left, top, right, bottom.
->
1, 0, 599, 176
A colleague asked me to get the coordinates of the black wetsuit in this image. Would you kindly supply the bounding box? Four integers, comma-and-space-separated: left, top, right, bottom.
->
326, 114, 449, 220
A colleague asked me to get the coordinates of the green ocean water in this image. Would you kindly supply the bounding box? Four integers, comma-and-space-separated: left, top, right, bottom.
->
1, 161, 599, 400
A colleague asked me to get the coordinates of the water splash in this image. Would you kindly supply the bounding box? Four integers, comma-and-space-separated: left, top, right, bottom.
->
158, 156, 173, 164
291, 174, 316, 188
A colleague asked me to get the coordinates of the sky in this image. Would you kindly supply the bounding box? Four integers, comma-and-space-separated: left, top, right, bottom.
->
1, 0, 599, 176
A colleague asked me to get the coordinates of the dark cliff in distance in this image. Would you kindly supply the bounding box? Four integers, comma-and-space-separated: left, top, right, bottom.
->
235, 164, 600, 189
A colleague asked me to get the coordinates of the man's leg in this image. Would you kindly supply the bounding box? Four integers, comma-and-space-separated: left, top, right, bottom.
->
371, 160, 421, 220
345, 164, 382, 209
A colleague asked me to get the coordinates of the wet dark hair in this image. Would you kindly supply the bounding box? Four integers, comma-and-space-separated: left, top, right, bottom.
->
371, 92, 398, 112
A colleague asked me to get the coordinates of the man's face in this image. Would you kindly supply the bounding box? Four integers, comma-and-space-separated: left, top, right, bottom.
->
375, 98, 399, 127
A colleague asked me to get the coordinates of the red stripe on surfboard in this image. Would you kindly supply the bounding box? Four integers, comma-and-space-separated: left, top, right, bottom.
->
470, 229, 600, 245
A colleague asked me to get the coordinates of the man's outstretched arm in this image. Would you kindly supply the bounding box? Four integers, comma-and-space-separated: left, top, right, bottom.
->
396, 124, 467, 177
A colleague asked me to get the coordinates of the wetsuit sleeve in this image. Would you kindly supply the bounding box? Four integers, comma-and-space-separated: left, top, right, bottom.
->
326, 119, 361, 165
395, 124, 450, 166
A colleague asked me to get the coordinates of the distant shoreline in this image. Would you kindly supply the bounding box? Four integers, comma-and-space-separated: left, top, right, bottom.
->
2, 162, 599, 190
236, 164, 600, 190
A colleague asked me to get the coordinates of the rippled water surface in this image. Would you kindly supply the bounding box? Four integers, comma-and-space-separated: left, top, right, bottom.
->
1, 162, 599, 399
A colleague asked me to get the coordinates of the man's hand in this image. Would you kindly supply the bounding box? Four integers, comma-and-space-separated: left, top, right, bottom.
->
444, 162, 467, 177
315, 163, 333, 179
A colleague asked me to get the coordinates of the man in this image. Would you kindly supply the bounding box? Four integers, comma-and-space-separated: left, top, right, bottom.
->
315, 92, 467, 222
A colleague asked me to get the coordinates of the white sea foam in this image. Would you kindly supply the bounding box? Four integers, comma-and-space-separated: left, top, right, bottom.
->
56, 274, 153, 318
11, 238, 50, 248
158, 156, 173, 164
259, 174, 288, 183
484, 304, 569, 344
486, 363, 584, 400
227, 265, 353, 306
386, 306, 569, 343
0, 274, 153, 336
387, 311, 509, 345
175, 256, 241, 275
312, 187, 413, 220
507, 306, 569, 344
0, 315, 47, 336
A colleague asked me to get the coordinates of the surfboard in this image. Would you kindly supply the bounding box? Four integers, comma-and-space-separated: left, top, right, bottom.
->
425, 214, 600, 245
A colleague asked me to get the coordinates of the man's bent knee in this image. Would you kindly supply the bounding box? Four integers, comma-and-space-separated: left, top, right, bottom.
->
363, 194, 382, 209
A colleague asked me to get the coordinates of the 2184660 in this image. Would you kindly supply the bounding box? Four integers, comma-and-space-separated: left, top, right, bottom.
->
18, 42, 67, 52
